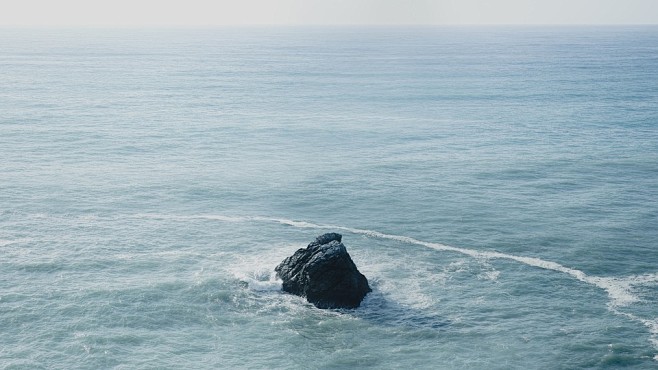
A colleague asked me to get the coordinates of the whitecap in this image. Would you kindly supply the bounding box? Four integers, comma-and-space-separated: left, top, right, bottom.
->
226, 243, 302, 293
235, 268, 283, 292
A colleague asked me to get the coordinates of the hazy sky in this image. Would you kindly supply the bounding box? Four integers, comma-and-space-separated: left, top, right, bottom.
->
2, 0, 657, 26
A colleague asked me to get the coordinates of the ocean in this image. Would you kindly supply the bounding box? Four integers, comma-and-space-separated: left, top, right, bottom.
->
1, 26, 657, 369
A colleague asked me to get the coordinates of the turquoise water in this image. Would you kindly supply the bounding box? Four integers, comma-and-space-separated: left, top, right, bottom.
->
1, 26, 657, 368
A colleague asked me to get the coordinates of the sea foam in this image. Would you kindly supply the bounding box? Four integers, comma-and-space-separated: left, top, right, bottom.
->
137, 213, 658, 355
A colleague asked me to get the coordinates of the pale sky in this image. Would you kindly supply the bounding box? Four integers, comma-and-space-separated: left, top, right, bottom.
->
1, 0, 657, 26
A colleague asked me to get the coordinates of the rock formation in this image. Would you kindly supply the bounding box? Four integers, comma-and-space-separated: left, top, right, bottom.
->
275, 233, 371, 309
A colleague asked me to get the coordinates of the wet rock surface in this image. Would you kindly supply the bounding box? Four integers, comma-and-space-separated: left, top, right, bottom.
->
275, 233, 371, 309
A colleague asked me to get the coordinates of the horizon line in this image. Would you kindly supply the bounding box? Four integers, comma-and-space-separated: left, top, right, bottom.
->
2, 23, 658, 28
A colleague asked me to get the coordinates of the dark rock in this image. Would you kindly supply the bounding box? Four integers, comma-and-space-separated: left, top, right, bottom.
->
275, 233, 371, 309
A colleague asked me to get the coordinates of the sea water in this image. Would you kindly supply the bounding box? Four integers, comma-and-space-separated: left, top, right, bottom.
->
1, 26, 657, 369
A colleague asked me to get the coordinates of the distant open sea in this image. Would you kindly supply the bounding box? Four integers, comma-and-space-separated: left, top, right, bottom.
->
1, 26, 657, 369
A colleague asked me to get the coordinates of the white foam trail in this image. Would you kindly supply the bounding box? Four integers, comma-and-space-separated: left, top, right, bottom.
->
138, 213, 653, 308
133, 213, 253, 222
131, 213, 658, 355
610, 308, 658, 361
136, 214, 654, 292
285, 221, 650, 307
